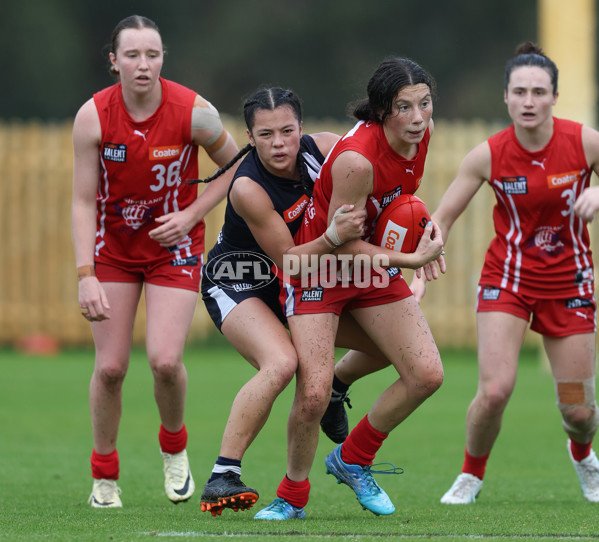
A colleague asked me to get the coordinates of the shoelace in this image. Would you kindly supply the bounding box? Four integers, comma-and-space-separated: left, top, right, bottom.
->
164, 454, 187, 481
450, 476, 479, 498
331, 390, 352, 410
268, 498, 296, 513
579, 460, 599, 479
354, 463, 403, 494
94, 480, 121, 501
365, 463, 404, 476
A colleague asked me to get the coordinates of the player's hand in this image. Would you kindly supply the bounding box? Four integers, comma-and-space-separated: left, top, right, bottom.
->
412, 221, 444, 268
78, 277, 110, 322
409, 272, 427, 303
149, 210, 194, 247
332, 204, 366, 244
574, 186, 599, 222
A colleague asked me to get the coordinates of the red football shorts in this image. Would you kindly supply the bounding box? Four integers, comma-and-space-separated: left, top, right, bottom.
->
95, 257, 202, 292
477, 285, 596, 337
280, 269, 412, 316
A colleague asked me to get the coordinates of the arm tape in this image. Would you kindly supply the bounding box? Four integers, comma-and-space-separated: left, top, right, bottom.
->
191, 104, 224, 146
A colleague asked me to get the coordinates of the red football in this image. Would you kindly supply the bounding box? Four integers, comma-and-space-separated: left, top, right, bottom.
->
372, 194, 430, 253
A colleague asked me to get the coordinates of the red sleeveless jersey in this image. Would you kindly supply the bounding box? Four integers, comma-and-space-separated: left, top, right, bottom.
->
92, 77, 203, 267
480, 117, 593, 298
296, 120, 430, 245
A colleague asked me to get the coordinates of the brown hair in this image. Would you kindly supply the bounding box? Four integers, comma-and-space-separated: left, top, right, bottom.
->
504, 41, 558, 94
106, 15, 164, 76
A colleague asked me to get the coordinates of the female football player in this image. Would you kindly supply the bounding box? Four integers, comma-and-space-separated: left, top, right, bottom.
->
432, 42, 599, 504
72, 14, 239, 508
193, 87, 379, 516
255, 57, 445, 520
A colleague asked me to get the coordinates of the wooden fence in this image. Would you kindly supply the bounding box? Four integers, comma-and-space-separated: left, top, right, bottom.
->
1, 118, 594, 349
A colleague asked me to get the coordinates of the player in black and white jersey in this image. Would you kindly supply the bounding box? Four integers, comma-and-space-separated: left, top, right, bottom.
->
188, 87, 370, 516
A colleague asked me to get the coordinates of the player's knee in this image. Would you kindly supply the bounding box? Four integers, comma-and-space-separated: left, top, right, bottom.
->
96, 362, 127, 386
298, 387, 331, 423
268, 359, 297, 392
410, 359, 444, 400
562, 404, 598, 430
259, 349, 297, 391
478, 383, 512, 415
556, 378, 599, 441
150, 354, 183, 382
557, 378, 599, 433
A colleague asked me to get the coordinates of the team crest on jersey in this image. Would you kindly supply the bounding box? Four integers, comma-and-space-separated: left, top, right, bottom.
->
381, 187, 403, 208
103, 143, 127, 163
115, 198, 161, 230
284, 195, 310, 223
525, 225, 565, 255
482, 287, 500, 300
566, 297, 594, 310
301, 286, 324, 302
546, 170, 580, 189
501, 176, 527, 195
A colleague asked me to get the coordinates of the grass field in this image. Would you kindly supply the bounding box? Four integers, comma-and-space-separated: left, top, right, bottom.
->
1, 337, 598, 541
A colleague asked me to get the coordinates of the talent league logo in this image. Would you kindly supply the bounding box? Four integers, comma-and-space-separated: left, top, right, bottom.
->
102, 142, 127, 162
501, 176, 527, 195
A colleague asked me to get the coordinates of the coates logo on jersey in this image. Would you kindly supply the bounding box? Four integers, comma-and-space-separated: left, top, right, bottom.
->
284, 195, 310, 223
103, 143, 127, 163
149, 145, 182, 161
547, 170, 581, 189
501, 176, 527, 195
204, 251, 278, 291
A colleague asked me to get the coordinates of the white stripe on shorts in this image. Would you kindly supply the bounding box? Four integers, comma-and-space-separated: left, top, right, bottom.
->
207, 285, 238, 325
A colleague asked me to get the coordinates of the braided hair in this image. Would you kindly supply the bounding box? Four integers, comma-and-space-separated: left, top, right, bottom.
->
504, 41, 558, 94
187, 87, 312, 196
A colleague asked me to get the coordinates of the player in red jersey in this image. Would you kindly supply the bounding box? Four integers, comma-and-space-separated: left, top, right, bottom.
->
71, 15, 240, 508
254, 58, 445, 520
426, 42, 599, 504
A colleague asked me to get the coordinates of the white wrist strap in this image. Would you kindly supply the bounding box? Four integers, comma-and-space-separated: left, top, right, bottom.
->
324, 206, 349, 247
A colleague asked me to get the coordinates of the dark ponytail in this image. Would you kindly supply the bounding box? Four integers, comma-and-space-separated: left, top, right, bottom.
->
504, 41, 558, 94
296, 139, 313, 198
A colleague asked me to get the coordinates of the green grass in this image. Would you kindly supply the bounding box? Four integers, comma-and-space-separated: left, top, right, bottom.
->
1, 338, 598, 541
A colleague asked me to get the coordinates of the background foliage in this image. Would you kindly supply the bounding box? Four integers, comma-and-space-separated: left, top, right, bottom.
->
1, 0, 542, 122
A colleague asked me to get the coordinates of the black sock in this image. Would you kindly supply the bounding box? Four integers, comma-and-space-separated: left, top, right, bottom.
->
332, 374, 350, 395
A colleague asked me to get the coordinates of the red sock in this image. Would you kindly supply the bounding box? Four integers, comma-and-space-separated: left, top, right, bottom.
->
91, 449, 119, 480
276, 475, 310, 508
341, 415, 388, 466
570, 439, 593, 461
461, 447, 490, 480
159, 424, 188, 454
